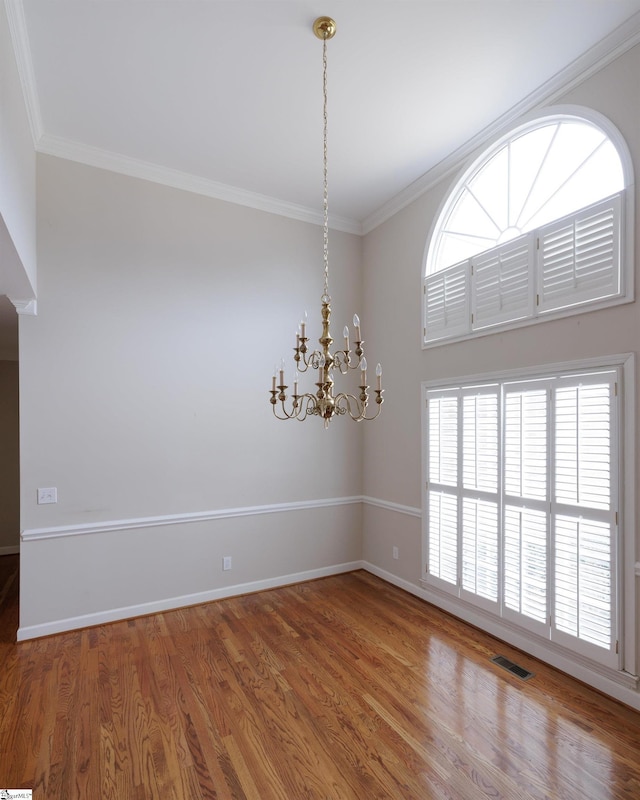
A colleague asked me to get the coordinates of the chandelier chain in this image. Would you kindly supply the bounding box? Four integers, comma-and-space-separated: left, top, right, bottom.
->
322, 35, 329, 299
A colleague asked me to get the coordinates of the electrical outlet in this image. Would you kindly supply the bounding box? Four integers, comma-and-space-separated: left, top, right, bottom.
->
223, 556, 232, 571
393, 546, 399, 560
37, 487, 58, 504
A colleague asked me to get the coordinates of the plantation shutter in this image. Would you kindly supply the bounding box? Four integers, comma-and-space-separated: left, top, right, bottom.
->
428, 491, 458, 586
537, 194, 621, 314
504, 506, 548, 626
426, 393, 459, 588
551, 374, 617, 665
460, 389, 499, 606
504, 388, 548, 501
554, 516, 613, 652
502, 385, 549, 633
428, 394, 458, 486
462, 498, 498, 602
462, 391, 498, 494
555, 381, 612, 511
424, 261, 470, 342
471, 233, 534, 330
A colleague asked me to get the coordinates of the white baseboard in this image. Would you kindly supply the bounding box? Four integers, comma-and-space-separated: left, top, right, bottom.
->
17, 560, 365, 641
0, 545, 20, 556
361, 561, 640, 712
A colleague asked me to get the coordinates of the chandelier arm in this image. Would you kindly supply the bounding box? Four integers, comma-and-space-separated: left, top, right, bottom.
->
294, 346, 325, 372
271, 404, 299, 421
270, 388, 298, 420
334, 391, 366, 422
271, 392, 320, 421
334, 391, 384, 422
332, 351, 351, 373
309, 349, 325, 369
294, 394, 319, 421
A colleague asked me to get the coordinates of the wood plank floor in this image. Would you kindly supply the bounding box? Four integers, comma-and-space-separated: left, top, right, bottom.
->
1, 554, 640, 799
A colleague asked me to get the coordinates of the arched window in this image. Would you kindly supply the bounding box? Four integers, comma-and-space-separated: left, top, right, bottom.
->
423, 109, 632, 344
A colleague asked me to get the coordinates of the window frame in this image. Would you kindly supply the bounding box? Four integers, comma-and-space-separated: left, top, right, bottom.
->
421, 354, 636, 683
422, 107, 635, 349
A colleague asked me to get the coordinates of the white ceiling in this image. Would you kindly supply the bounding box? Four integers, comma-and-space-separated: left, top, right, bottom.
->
11, 0, 640, 235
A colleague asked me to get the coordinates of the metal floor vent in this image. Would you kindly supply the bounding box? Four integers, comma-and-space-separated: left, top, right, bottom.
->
491, 655, 534, 681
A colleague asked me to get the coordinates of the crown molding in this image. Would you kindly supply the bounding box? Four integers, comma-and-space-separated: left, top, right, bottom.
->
8, 0, 362, 232
5, 0, 43, 145
362, 11, 640, 234
9, 297, 36, 315
36, 134, 363, 236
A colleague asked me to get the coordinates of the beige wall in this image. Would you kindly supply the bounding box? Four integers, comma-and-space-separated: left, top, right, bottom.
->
0, 360, 19, 552
361, 44, 640, 707
19, 155, 364, 633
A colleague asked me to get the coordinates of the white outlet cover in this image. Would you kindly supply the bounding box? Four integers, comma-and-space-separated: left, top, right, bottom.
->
37, 487, 58, 504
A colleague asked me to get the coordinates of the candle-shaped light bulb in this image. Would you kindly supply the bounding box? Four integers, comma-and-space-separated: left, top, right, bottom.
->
294, 370, 299, 395
300, 310, 308, 339
279, 358, 285, 386
272, 368, 277, 392
318, 353, 325, 384
353, 313, 361, 340
376, 362, 382, 390
343, 325, 349, 349
361, 356, 367, 385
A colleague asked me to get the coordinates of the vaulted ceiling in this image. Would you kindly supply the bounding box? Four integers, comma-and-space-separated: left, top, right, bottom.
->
12, 0, 640, 236
5, 1, 639, 358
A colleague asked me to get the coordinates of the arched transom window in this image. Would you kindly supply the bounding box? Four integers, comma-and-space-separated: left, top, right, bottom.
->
423, 111, 631, 344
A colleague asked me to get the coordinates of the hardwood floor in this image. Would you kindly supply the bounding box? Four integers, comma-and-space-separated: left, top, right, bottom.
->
1, 554, 640, 799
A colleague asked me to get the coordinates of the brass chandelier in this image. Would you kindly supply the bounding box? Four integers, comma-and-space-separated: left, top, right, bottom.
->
270, 16, 384, 429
